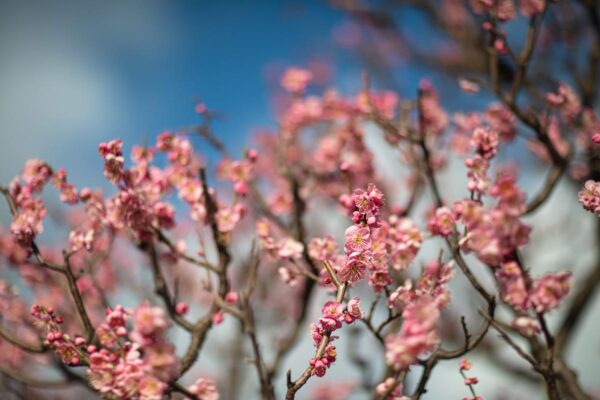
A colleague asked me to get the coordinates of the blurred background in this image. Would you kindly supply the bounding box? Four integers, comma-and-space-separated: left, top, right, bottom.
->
1, 0, 599, 399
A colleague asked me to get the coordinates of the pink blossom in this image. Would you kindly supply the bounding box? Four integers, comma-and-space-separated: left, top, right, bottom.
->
98, 139, 125, 183
187, 378, 219, 400
320, 301, 345, 330
375, 377, 407, 399
458, 78, 480, 94
388, 217, 422, 270
344, 226, 371, 253
512, 316, 541, 337
579, 180, 600, 215
338, 253, 368, 283
346, 297, 362, 319
281, 67, 313, 93
529, 272, 573, 313
496, 262, 529, 311
385, 296, 441, 370
51, 168, 79, 204
460, 358, 472, 371
308, 236, 338, 261
175, 302, 189, 315
485, 103, 516, 142
21, 159, 52, 192
278, 237, 304, 259
471, 127, 499, 160
132, 303, 169, 339
427, 206, 455, 236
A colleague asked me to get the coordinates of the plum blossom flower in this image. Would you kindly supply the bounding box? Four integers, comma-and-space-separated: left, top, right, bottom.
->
529, 272, 573, 313
385, 296, 441, 370
496, 262, 529, 311
98, 139, 125, 183
281, 67, 313, 93
346, 297, 362, 319
187, 378, 219, 400
278, 237, 304, 259
579, 180, 600, 215
320, 301, 345, 330
308, 236, 338, 261
471, 127, 499, 160
512, 316, 541, 337
427, 206, 455, 236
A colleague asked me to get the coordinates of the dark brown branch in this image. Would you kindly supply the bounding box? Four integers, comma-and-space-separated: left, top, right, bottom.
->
0, 324, 45, 353
153, 228, 218, 273
268, 174, 319, 380
285, 282, 348, 400
0, 365, 70, 389
62, 251, 95, 343
145, 243, 194, 331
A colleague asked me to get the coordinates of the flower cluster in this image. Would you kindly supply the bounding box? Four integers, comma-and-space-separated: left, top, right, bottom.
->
256, 218, 308, 286
337, 184, 385, 285
30, 305, 85, 366
454, 174, 531, 266
387, 216, 423, 270
8, 159, 78, 247
464, 127, 499, 196
496, 262, 573, 314
84, 303, 182, 399
388, 259, 454, 310
385, 296, 442, 370
375, 378, 409, 400
427, 206, 455, 237
308, 297, 361, 377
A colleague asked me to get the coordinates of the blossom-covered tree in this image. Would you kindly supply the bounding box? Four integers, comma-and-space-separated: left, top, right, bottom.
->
1, 1, 599, 399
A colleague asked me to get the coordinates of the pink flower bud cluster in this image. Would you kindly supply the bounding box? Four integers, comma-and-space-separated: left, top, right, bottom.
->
30, 305, 83, 366
459, 357, 482, 400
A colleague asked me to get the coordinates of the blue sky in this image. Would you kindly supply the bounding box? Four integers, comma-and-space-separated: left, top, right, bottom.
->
0, 0, 352, 186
